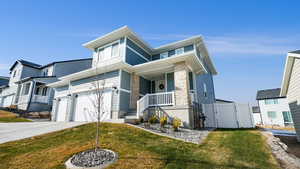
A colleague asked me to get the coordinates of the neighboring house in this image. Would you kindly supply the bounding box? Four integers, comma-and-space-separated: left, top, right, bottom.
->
252, 106, 262, 125
215, 98, 234, 104
281, 50, 300, 141
48, 26, 217, 128
0, 59, 92, 112
256, 88, 293, 127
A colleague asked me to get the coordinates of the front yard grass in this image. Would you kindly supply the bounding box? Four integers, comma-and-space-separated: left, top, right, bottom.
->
0, 110, 31, 122
0, 123, 280, 169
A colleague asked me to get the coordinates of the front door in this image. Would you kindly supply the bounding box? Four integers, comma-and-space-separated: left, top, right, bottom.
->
155, 80, 165, 93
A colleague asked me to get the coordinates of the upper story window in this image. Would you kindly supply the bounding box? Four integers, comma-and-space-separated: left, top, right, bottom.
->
264, 99, 278, 105
96, 42, 120, 63
43, 69, 48, 76
12, 70, 17, 77
160, 52, 168, 59
175, 48, 184, 55
203, 83, 207, 97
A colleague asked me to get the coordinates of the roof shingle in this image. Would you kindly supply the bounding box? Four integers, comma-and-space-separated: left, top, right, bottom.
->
256, 88, 285, 100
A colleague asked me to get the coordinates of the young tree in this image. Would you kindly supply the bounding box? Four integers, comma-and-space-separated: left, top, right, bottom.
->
90, 69, 106, 149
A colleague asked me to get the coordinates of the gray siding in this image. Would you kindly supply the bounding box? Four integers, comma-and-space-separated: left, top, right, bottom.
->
55, 85, 69, 92
21, 66, 40, 79
120, 70, 131, 90
54, 59, 92, 78
119, 91, 130, 112
195, 73, 215, 104
289, 102, 300, 141
71, 70, 119, 86
139, 77, 150, 95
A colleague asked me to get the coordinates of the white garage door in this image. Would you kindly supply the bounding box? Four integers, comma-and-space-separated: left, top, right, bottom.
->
73, 91, 112, 122
55, 97, 68, 121
3, 95, 14, 107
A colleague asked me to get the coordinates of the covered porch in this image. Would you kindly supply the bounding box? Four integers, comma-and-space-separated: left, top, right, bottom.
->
132, 61, 202, 117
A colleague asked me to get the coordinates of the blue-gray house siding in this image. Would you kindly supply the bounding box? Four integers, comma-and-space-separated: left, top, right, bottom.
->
195, 73, 215, 104
152, 44, 194, 61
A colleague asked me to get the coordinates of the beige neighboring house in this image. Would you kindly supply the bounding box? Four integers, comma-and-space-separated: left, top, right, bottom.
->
281, 50, 300, 141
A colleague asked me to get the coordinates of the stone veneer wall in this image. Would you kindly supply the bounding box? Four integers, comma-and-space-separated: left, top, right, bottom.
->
130, 73, 140, 109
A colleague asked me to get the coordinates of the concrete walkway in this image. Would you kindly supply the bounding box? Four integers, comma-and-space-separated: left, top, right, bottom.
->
0, 122, 87, 144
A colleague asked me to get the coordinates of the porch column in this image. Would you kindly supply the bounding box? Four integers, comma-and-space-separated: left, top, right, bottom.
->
174, 62, 191, 106
130, 73, 140, 109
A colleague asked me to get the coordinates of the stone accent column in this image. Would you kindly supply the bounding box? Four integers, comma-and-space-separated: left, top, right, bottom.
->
174, 62, 191, 106
130, 73, 140, 109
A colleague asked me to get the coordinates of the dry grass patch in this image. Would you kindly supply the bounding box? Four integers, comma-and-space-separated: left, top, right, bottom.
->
0, 110, 31, 122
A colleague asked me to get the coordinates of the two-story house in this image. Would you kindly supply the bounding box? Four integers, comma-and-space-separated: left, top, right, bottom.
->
256, 88, 293, 127
0, 58, 92, 112
48, 26, 217, 128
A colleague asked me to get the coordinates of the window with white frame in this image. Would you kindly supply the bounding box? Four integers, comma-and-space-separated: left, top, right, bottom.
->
95, 41, 120, 63
42, 87, 48, 96
264, 99, 278, 105
13, 70, 17, 77
267, 111, 276, 119
175, 48, 184, 55
23, 83, 31, 95
160, 52, 168, 59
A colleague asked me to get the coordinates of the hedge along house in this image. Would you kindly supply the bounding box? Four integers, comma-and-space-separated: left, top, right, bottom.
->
48, 26, 217, 128
281, 50, 300, 141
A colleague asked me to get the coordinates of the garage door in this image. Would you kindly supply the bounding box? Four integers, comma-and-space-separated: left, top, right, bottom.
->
55, 97, 68, 121
2, 95, 14, 107
73, 91, 112, 122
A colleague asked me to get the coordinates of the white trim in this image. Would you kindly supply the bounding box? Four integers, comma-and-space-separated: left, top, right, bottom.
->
126, 36, 152, 56
123, 36, 127, 62
119, 88, 131, 93
118, 69, 122, 112
126, 45, 150, 62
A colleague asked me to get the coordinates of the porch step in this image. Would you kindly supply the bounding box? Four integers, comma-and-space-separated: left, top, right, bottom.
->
124, 115, 138, 124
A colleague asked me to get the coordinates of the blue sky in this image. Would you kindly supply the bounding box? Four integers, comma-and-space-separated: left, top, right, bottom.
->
0, 0, 299, 104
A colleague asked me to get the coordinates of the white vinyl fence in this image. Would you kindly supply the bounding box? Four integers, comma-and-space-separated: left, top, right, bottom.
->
202, 103, 254, 128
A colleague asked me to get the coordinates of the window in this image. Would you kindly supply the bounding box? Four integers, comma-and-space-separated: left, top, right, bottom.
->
267, 111, 277, 119
23, 83, 31, 95
43, 69, 48, 76
35, 87, 40, 95
189, 72, 194, 90
42, 87, 48, 96
111, 43, 119, 57
160, 52, 168, 59
282, 111, 293, 123
203, 83, 207, 97
265, 99, 279, 105
175, 48, 184, 55
13, 70, 17, 77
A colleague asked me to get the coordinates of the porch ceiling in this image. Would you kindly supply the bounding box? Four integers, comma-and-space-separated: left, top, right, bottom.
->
132, 52, 207, 79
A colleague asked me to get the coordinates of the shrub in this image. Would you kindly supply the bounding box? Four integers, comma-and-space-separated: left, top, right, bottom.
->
172, 117, 181, 131
149, 115, 158, 124
160, 116, 167, 128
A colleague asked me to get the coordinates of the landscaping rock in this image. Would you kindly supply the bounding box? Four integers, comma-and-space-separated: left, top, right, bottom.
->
261, 131, 300, 169
66, 149, 117, 169
135, 123, 214, 144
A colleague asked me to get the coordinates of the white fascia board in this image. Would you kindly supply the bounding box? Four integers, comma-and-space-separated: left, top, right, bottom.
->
200, 38, 218, 75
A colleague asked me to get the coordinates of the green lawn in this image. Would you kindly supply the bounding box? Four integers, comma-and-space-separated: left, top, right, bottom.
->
0, 123, 280, 169
0, 110, 31, 122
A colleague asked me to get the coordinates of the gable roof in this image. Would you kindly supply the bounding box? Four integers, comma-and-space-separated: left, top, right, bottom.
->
10, 59, 41, 71
280, 50, 300, 96
256, 88, 285, 100
82, 26, 217, 75
9, 58, 92, 72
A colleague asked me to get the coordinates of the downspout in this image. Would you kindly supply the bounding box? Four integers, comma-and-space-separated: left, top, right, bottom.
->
26, 81, 36, 111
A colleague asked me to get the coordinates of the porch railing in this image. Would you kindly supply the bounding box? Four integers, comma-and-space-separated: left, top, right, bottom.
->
32, 95, 49, 104
137, 92, 175, 118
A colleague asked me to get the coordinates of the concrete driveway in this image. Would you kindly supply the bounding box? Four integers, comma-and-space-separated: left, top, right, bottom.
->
0, 122, 87, 144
